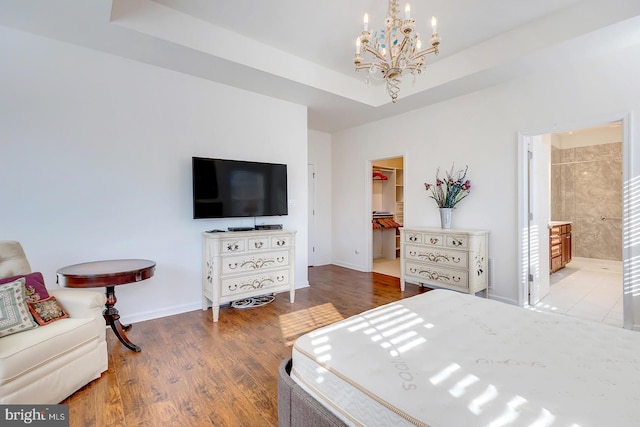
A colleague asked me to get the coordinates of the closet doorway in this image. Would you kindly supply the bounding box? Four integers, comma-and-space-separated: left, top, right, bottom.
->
371, 156, 404, 277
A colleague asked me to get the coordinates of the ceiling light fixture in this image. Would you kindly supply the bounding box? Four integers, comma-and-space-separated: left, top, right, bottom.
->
354, 0, 440, 103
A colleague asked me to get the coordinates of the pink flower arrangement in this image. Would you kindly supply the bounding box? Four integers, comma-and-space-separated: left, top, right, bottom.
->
424, 165, 471, 208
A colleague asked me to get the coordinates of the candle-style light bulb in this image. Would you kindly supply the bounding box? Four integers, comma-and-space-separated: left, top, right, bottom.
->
431, 16, 437, 35
364, 13, 369, 31
405, 3, 411, 19
356, 37, 361, 54
416, 37, 422, 50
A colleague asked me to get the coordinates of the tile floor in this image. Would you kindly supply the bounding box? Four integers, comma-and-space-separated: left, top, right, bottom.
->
532, 257, 623, 327
373, 256, 624, 328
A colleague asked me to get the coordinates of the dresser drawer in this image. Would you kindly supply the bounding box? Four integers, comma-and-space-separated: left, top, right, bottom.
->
222, 250, 289, 274
222, 238, 246, 253
423, 233, 444, 246
446, 235, 469, 249
404, 232, 422, 244
221, 269, 290, 297
405, 261, 469, 291
271, 235, 292, 248
405, 245, 468, 268
248, 236, 270, 251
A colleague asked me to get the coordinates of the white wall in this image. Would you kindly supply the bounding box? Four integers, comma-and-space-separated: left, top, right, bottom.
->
0, 26, 308, 323
307, 130, 332, 266
331, 42, 640, 325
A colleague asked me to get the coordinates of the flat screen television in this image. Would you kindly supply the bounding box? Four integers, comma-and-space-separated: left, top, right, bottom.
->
192, 157, 288, 219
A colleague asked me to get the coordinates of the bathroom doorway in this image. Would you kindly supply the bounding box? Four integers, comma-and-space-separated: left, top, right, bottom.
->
537, 123, 624, 326
520, 120, 627, 327
371, 156, 404, 277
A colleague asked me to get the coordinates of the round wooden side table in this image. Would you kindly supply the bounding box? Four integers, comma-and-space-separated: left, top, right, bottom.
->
57, 259, 156, 352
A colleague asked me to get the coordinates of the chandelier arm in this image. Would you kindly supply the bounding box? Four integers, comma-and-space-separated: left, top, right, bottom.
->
409, 47, 438, 62
361, 44, 387, 62
392, 37, 412, 68
355, 62, 388, 73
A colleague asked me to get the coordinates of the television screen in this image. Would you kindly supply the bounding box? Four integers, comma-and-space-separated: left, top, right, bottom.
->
192, 157, 288, 219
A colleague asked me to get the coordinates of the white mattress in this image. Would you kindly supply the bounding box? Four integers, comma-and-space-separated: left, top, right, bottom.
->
291, 289, 640, 427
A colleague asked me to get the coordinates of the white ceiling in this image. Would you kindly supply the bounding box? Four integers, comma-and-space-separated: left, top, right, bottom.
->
152, 0, 584, 77
2, 0, 640, 132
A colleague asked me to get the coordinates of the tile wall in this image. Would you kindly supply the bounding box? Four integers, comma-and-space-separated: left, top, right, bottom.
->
550, 142, 622, 261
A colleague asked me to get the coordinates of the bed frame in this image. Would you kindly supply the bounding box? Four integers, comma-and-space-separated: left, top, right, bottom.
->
278, 358, 347, 427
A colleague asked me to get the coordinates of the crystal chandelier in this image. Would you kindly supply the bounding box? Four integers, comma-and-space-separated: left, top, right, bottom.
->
354, 0, 440, 103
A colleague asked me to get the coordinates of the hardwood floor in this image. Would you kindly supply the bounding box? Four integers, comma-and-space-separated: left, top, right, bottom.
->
61, 265, 429, 427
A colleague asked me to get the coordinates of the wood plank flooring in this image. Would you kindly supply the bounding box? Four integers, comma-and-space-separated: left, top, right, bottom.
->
61, 265, 428, 426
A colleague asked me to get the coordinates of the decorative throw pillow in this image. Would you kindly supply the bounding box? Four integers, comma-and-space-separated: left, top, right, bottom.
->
27, 296, 69, 325
0, 272, 50, 303
0, 278, 38, 337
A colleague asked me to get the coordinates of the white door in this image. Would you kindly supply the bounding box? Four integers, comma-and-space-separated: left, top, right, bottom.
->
308, 164, 315, 267
528, 135, 551, 305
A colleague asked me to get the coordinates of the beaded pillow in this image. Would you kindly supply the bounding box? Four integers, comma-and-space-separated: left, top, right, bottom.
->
27, 296, 69, 326
0, 278, 39, 337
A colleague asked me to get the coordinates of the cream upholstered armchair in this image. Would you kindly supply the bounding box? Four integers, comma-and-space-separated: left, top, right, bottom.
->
0, 240, 108, 404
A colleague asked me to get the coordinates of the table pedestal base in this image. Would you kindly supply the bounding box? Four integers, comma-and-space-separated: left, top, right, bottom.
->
104, 285, 141, 352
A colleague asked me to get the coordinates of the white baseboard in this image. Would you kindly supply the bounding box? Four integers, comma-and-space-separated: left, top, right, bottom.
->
119, 302, 202, 324
331, 260, 366, 272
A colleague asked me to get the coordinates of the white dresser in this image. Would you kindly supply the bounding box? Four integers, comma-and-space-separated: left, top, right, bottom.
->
400, 227, 489, 297
202, 229, 296, 322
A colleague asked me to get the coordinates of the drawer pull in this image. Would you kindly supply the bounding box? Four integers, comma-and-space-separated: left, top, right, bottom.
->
254, 242, 264, 249
226, 242, 240, 252
409, 251, 417, 256
450, 238, 464, 247
430, 238, 439, 244
276, 256, 285, 263
277, 275, 285, 282
409, 235, 418, 242
276, 239, 286, 246
228, 262, 238, 270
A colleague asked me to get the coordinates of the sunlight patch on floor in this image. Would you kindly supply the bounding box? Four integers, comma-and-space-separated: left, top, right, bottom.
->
279, 303, 344, 345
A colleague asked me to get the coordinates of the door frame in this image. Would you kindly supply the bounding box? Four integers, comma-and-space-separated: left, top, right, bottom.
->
517, 112, 634, 328
308, 163, 315, 267
524, 134, 552, 306
365, 154, 405, 273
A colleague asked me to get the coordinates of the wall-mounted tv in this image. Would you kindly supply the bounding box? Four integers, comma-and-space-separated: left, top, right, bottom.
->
192, 157, 288, 219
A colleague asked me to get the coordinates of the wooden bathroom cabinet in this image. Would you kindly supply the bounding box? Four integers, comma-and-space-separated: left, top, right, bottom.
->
550, 222, 572, 273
